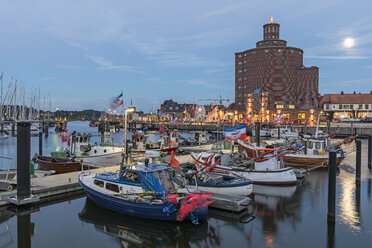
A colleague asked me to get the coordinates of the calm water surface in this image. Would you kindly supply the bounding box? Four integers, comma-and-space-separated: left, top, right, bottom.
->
0, 121, 371, 247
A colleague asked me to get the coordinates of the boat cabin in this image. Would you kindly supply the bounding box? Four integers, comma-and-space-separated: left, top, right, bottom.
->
194, 131, 208, 145
305, 139, 328, 155
132, 132, 146, 152
70, 132, 91, 155
93, 165, 177, 195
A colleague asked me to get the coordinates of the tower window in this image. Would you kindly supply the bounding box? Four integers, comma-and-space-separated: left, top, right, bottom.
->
264, 49, 269, 53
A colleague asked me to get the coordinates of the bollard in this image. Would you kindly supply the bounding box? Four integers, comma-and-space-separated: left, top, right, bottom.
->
39, 131, 43, 156
327, 151, 337, 222
17, 122, 31, 200
368, 135, 372, 170
255, 122, 260, 146
356, 140, 361, 182
17, 213, 31, 248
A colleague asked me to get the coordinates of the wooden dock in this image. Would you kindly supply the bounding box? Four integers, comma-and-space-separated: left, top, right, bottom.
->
0, 165, 252, 214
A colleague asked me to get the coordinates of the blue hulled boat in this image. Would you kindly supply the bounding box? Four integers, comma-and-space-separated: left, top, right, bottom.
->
78, 164, 211, 224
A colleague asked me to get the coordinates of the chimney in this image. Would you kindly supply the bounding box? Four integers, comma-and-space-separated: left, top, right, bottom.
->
341, 91, 344, 95
353, 91, 356, 94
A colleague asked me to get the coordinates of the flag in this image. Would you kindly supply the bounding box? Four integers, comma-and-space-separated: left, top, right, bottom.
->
273, 112, 284, 123
169, 116, 178, 124
110, 93, 123, 109
253, 88, 261, 94
224, 124, 247, 140
168, 151, 180, 168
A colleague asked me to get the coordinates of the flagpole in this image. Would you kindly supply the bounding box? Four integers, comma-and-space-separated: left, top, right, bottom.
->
122, 90, 125, 147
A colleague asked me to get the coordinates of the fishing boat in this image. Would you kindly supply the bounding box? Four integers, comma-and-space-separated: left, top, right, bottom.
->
237, 139, 271, 158
70, 132, 124, 167
191, 151, 297, 185
160, 130, 179, 155
176, 168, 253, 196
282, 136, 353, 168
78, 164, 212, 223
89, 120, 98, 127
251, 128, 271, 137
131, 131, 146, 154
35, 155, 81, 174
270, 126, 299, 138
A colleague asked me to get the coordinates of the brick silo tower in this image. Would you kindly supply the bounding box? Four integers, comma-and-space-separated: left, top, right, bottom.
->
235, 17, 319, 123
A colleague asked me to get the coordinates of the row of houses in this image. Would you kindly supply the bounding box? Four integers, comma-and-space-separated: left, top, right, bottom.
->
133, 91, 372, 125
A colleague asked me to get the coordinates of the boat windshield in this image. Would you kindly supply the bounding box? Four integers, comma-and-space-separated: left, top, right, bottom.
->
153, 170, 176, 193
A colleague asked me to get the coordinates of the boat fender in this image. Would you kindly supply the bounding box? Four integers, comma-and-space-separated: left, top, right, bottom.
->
162, 202, 177, 215
189, 213, 199, 225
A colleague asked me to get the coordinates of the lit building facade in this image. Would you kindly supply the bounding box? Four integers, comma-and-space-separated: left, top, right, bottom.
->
320, 92, 372, 119
235, 17, 320, 125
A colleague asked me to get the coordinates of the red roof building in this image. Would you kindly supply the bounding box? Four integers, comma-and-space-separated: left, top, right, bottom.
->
320, 91, 372, 118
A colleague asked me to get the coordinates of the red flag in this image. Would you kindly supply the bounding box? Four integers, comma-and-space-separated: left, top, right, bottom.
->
168, 151, 180, 168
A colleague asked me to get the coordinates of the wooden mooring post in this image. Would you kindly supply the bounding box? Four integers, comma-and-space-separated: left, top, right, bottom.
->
368, 135, 372, 171
327, 151, 337, 222
17, 122, 31, 200
39, 131, 43, 156
356, 140, 361, 182
255, 122, 260, 146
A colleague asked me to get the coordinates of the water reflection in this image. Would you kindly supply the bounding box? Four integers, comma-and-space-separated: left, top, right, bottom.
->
339, 176, 361, 232
0, 210, 15, 247
252, 184, 300, 247
79, 198, 215, 247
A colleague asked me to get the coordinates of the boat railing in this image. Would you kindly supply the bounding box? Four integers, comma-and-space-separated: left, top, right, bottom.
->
0, 155, 14, 181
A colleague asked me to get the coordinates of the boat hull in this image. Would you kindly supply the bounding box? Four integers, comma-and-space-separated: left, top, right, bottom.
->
76, 152, 123, 166
79, 173, 208, 222
180, 184, 253, 196
283, 154, 344, 168
37, 156, 81, 174
213, 167, 297, 185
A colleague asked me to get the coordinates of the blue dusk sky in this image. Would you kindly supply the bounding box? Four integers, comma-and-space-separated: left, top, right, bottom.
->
0, 0, 371, 112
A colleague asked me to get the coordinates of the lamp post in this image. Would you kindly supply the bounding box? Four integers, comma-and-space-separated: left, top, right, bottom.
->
121, 108, 134, 172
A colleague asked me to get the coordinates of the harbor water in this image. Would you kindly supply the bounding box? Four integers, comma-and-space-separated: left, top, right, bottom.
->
0, 121, 371, 247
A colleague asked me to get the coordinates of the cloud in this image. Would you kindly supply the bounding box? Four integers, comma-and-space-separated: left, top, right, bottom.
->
305, 55, 369, 60
57, 65, 85, 70
41, 77, 57, 81
200, 3, 246, 20
96, 65, 146, 74
85, 55, 112, 67
150, 78, 233, 90
85, 54, 146, 74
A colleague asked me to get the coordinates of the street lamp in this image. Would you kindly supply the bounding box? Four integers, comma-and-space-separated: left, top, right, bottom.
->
121, 108, 135, 172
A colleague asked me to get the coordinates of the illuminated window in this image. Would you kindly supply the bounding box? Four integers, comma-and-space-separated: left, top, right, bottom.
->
276, 105, 284, 109
298, 113, 306, 120
284, 114, 290, 120
289, 105, 295, 109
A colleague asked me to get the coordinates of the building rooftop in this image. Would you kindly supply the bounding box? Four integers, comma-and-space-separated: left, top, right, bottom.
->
320, 92, 372, 105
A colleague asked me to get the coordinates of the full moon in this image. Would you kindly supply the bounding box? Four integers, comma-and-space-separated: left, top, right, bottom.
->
343, 37, 355, 48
